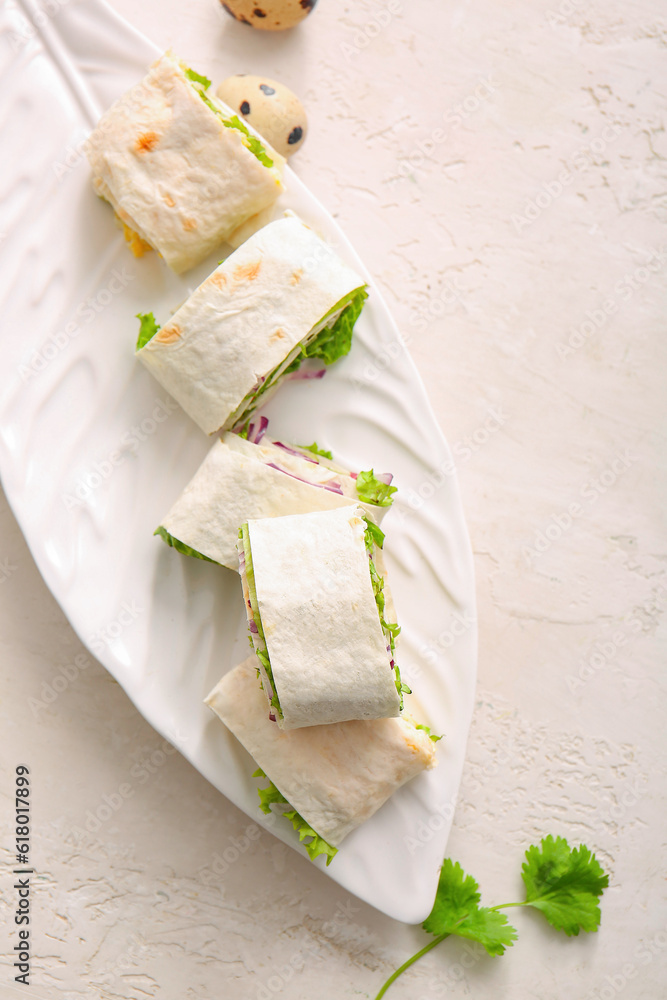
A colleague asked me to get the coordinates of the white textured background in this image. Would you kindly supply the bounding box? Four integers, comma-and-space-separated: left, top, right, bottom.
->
1, 0, 666, 998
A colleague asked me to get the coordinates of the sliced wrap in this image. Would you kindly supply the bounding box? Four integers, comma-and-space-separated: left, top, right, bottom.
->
156, 424, 397, 570
135, 215, 367, 434
238, 505, 407, 730
205, 655, 437, 857
86, 52, 284, 273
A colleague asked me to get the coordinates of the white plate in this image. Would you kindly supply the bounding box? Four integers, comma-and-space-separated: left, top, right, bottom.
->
0, 0, 477, 922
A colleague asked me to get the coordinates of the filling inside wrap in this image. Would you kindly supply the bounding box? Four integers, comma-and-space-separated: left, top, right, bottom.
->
205, 656, 440, 864
136, 282, 367, 429
154, 419, 397, 566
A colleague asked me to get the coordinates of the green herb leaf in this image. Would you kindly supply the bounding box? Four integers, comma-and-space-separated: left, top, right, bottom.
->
299, 442, 334, 460
184, 67, 211, 90
373, 841, 606, 999
154, 526, 218, 563
521, 836, 609, 935
423, 860, 517, 956
136, 312, 160, 350
451, 908, 519, 956
422, 859, 480, 933
253, 773, 338, 865
303, 287, 368, 366
356, 469, 398, 507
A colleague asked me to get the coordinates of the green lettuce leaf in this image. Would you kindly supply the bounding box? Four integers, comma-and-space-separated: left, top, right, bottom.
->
154, 526, 218, 563
221, 114, 274, 168
253, 770, 338, 865
195, 87, 274, 168
361, 518, 408, 708
415, 722, 443, 743
184, 67, 212, 90
356, 469, 397, 507
232, 288, 366, 432
362, 517, 385, 553
299, 442, 333, 460
241, 524, 283, 720
136, 312, 160, 351
303, 287, 367, 366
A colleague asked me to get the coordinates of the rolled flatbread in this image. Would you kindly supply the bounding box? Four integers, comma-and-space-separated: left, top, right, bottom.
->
205, 655, 437, 852
86, 52, 285, 273
238, 505, 405, 729
135, 215, 366, 434
157, 428, 395, 570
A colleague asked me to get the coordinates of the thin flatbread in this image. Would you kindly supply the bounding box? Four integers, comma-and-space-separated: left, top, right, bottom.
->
136, 215, 365, 433
159, 432, 388, 570
245, 505, 401, 728
86, 51, 284, 273
205, 656, 436, 846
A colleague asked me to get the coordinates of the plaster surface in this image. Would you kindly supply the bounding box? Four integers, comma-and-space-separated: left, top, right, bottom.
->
1, 0, 665, 997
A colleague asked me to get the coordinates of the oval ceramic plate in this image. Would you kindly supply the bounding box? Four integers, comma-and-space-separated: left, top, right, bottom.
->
0, 0, 477, 922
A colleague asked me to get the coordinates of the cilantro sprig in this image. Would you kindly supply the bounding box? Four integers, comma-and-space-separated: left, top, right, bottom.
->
374, 835, 608, 998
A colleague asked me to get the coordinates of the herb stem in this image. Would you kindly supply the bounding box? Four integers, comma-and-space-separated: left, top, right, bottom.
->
490, 901, 527, 911
373, 933, 450, 999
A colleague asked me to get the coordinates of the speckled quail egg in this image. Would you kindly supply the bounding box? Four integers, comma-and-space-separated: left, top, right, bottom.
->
219, 0, 317, 31
216, 75, 307, 157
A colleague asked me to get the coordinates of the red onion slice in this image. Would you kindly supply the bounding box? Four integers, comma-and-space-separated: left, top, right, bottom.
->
272, 441, 319, 464
265, 463, 344, 495
287, 368, 326, 381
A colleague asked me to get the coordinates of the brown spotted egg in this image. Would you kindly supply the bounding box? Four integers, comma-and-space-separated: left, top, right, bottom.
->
220, 0, 317, 31
216, 75, 307, 157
